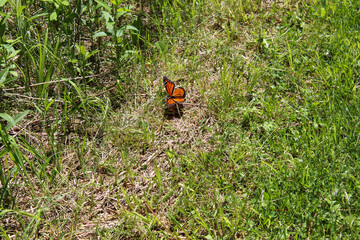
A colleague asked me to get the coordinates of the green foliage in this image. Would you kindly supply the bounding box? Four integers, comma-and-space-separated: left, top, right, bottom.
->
0, 111, 30, 208
93, 0, 139, 64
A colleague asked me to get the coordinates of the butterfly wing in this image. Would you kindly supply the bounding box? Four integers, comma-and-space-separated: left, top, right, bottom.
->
172, 87, 186, 98
166, 97, 186, 108
163, 76, 175, 96
166, 98, 177, 108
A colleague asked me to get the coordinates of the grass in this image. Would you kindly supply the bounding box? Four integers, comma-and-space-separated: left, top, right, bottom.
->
1, 0, 360, 238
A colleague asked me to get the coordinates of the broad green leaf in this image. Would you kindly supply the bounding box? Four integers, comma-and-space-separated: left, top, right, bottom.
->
0, 13, 11, 39
102, 11, 114, 33
28, 12, 48, 21
102, 11, 113, 22
50, 11, 57, 21
124, 25, 138, 31
5, 110, 30, 132
76, 44, 85, 55
95, 0, 111, 11
93, 31, 108, 38
0, 12, 11, 37
2, 42, 21, 59
115, 7, 131, 18
116, 29, 123, 38
111, 0, 123, 6
84, 49, 100, 60
0, 0, 8, 7
12, 110, 30, 123
117, 7, 131, 13
9, 71, 18, 78
61, 0, 69, 6
321, 7, 326, 18
0, 66, 9, 87
0, 113, 15, 131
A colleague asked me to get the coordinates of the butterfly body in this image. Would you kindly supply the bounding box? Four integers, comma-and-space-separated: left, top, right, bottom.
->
163, 76, 186, 108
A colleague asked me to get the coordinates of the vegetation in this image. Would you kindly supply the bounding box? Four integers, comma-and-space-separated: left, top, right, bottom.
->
1, 0, 360, 238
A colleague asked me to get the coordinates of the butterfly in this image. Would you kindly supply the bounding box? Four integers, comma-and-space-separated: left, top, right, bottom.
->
163, 76, 186, 109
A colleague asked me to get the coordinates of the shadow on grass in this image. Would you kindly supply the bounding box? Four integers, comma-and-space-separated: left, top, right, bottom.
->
164, 106, 184, 119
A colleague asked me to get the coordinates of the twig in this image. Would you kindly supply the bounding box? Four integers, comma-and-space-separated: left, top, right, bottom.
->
307, 218, 313, 240
3, 74, 100, 91
4, 79, 67, 91
3, 92, 64, 103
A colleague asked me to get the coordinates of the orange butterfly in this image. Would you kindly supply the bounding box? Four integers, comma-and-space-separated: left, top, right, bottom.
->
163, 76, 186, 109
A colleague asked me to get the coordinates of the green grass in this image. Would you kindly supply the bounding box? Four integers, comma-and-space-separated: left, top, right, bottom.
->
1, 0, 360, 238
